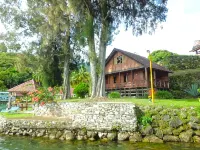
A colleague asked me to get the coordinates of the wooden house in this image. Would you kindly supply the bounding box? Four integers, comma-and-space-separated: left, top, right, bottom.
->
190, 40, 200, 54
105, 48, 172, 96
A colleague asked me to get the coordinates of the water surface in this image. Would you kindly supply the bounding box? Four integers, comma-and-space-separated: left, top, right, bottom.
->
0, 136, 200, 150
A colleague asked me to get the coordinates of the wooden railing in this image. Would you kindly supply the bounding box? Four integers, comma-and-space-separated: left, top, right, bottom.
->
106, 80, 169, 89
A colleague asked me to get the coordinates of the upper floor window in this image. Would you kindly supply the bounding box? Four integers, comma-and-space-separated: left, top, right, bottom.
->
117, 55, 122, 64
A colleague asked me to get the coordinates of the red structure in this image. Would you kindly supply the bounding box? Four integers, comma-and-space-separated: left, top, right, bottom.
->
105, 48, 172, 96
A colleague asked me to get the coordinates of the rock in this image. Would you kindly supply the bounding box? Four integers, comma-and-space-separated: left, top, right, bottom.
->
129, 132, 142, 142
78, 129, 87, 136
65, 130, 75, 141
179, 130, 193, 142
142, 125, 153, 135
49, 133, 56, 140
56, 131, 63, 139
195, 130, 200, 136
59, 135, 65, 140
193, 136, 200, 143
172, 126, 184, 136
118, 132, 129, 141
107, 132, 117, 141
163, 135, 180, 142
77, 135, 84, 140
162, 128, 172, 135
98, 132, 107, 139
188, 122, 200, 130
169, 117, 183, 128
163, 115, 170, 121
180, 112, 188, 119
87, 131, 98, 139
155, 128, 163, 139
190, 116, 200, 123
37, 130, 45, 137
158, 120, 168, 129
142, 135, 163, 143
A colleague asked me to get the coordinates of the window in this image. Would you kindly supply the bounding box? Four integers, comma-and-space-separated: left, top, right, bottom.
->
117, 55, 122, 64
124, 73, 128, 82
113, 76, 116, 83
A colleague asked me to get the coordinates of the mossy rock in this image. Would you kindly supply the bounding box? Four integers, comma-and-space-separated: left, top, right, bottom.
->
141, 125, 153, 136
179, 129, 194, 142
129, 132, 142, 142
162, 128, 172, 135
172, 126, 184, 136
193, 136, 200, 143
158, 120, 169, 129
142, 135, 163, 143
169, 117, 183, 128
155, 128, 163, 139
163, 135, 180, 142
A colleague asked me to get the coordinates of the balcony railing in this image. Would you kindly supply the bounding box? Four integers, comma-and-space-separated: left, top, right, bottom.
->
105, 80, 169, 89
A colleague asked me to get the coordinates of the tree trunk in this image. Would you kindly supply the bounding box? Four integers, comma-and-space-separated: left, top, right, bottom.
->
62, 16, 71, 99
63, 53, 71, 99
96, 1, 109, 97
87, 13, 97, 98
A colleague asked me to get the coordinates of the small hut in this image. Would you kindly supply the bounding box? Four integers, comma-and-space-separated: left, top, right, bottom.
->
8, 79, 37, 97
190, 40, 200, 54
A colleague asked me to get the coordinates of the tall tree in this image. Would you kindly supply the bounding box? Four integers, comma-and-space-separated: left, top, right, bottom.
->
69, 0, 168, 97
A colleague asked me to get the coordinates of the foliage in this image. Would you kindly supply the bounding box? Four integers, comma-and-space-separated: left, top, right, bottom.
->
155, 90, 173, 99
27, 87, 55, 106
108, 91, 121, 98
0, 52, 32, 89
139, 114, 152, 127
149, 50, 177, 65
74, 83, 89, 98
170, 90, 188, 99
70, 66, 90, 88
164, 55, 200, 71
185, 84, 200, 98
169, 68, 200, 91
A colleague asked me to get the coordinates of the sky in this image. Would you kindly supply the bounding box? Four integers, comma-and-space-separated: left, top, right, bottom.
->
107, 0, 200, 57
0, 0, 200, 58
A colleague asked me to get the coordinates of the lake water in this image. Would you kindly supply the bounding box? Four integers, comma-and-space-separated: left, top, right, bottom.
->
0, 136, 200, 150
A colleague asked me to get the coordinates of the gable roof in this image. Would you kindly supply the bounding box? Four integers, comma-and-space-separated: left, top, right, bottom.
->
8, 79, 37, 93
106, 48, 171, 72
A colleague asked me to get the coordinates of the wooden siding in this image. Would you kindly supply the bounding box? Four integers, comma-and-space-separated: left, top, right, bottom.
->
105, 69, 169, 89
105, 52, 142, 74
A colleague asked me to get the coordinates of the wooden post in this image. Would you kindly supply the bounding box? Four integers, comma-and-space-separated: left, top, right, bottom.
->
145, 68, 148, 87
119, 72, 121, 89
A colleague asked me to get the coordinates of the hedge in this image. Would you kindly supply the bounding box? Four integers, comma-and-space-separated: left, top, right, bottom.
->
164, 55, 200, 71
169, 68, 200, 91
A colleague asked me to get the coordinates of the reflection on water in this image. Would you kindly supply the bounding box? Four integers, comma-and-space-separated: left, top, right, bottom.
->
0, 136, 200, 150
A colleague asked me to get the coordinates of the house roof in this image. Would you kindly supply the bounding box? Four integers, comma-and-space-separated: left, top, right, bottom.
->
190, 40, 200, 52
8, 79, 37, 93
106, 48, 171, 72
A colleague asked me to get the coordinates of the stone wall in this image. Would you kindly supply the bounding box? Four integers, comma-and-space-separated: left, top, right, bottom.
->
0, 103, 200, 143
33, 102, 137, 131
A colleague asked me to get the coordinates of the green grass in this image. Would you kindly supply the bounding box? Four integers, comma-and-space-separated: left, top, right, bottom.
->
56, 98, 200, 108
0, 112, 33, 119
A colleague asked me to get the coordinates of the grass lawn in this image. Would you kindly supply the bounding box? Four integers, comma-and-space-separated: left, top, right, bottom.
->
0, 112, 34, 119
56, 98, 200, 108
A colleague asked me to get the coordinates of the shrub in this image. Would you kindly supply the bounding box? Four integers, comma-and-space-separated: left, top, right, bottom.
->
27, 87, 55, 106
170, 90, 188, 99
74, 82, 89, 98
108, 91, 121, 98
155, 90, 173, 99
185, 84, 200, 98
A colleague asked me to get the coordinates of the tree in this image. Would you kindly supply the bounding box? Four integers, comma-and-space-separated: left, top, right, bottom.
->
70, 66, 90, 88
149, 50, 177, 65
69, 0, 168, 97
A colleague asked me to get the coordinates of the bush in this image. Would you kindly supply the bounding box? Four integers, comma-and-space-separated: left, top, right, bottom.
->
155, 90, 173, 99
108, 91, 121, 98
74, 82, 89, 98
170, 90, 188, 99
185, 84, 200, 98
